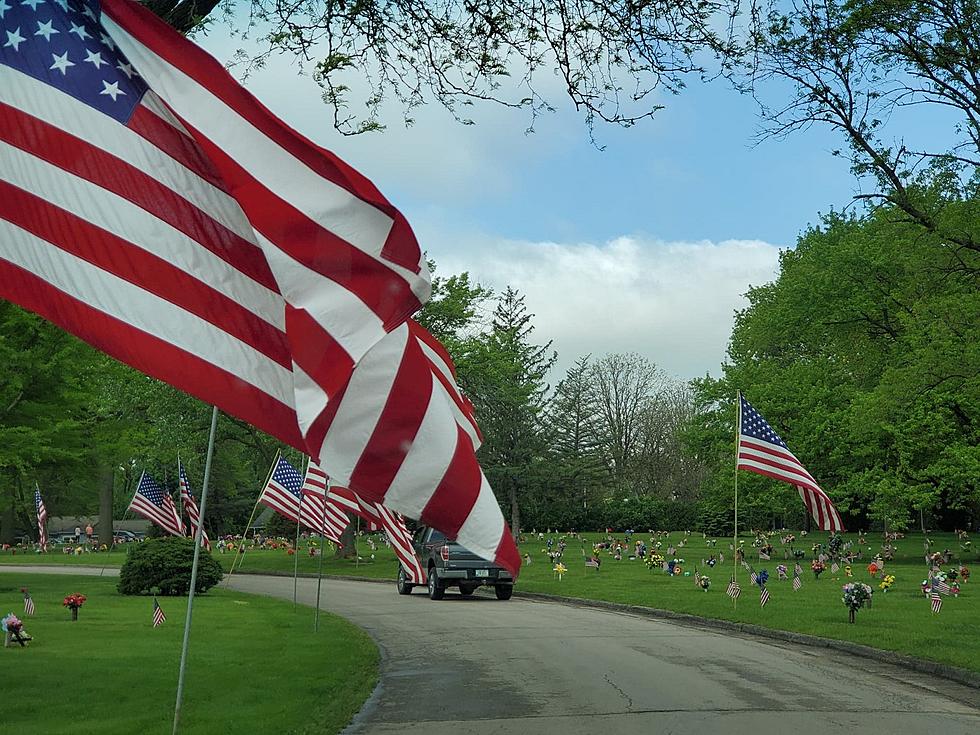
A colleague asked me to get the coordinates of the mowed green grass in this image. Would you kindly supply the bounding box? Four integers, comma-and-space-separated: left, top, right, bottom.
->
0, 573, 377, 735
5, 530, 979, 673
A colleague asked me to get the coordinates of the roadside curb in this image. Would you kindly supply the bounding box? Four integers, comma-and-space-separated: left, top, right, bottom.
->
510, 589, 980, 690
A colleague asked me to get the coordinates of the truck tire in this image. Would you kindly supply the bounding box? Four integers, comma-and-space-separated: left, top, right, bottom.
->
494, 584, 513, 600
428, 567, 445, 600
396, 567, 413, 595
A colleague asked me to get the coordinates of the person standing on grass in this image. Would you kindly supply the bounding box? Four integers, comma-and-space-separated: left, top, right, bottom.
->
75, 525, 82, 543
85, 523, 94, 542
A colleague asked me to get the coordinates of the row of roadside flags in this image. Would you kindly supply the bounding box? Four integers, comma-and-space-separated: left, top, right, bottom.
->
127, 453, 427, 584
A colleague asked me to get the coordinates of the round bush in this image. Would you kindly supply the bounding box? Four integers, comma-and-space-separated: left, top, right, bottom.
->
118, 537, 223, 596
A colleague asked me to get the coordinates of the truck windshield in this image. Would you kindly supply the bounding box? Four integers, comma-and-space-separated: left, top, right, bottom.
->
429, 529, 446, 543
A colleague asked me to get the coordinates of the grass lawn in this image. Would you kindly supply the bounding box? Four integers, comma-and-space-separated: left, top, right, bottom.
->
0, 573, 377, 735
5, 529, 979, 674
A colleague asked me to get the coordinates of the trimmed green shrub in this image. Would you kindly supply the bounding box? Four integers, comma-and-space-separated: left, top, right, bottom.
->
118, 537, 223, 595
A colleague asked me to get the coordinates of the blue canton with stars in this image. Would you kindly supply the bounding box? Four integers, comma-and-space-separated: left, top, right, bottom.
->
1, 0, 147, 123
272, 458, 304, 499
740, 395, 789, 449
136, 472, 170, 507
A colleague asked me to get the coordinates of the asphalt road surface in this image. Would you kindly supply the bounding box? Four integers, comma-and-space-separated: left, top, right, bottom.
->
5, 566, 978, 734
224, 574, 980, 735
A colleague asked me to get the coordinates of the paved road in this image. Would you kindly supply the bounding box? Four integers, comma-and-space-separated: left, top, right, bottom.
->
5, 566, 978, 734
224, 575, 980, 735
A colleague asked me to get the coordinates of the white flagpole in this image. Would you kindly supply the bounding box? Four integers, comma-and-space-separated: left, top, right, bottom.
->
314, 472, 329, 632
293, 455, 308, 607
733, 391, 741, 609
172, 405, 219, 735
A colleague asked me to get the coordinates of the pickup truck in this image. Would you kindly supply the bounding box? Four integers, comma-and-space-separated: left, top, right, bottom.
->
399, 526, 514, 600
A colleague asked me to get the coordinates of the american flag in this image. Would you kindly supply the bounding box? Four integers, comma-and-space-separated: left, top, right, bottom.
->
298, 462, 349, 543
792, 575, 802, 591
178, 462, 210, 551
794, 563, 803, 576
933, 579, 951, 595
931, 593, 942, 614
760, 587, 770, 607
314, 470, 426, 584
257, 455, 308, 526
129, 472, 184, 536
24, 591, 35, 616
831, 562, 840, 574
152, 597, 166, 627
759, 551, 770, 560
0, 0, 518, 576
586, 557, 600, 569
737, 394, 844, 532
750, 571, 758, 585
726, 579, 741, 599
34, 484, 48, 548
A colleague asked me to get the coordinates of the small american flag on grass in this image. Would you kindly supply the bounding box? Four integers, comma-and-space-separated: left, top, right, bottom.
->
933, 579, 951, 595
794, 563, 804, 576
750, 571, 758, 585
24, 591, 34, 616
760, 587, 770, 607
759, 551, 770, 561
152, 597, 166, 627
585, 557, 600, 569
726, 579, 741, 599
931, 593, 943, 614
792, 575, 802, 591
831, 562, 840, 573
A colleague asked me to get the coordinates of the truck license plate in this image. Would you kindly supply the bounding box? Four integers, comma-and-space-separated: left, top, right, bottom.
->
475, 569, 489, 577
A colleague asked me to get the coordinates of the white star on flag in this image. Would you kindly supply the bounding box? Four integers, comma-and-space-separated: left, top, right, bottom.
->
84, 49, 106, 68
21, 0, 44, 10
0, 0, 11, 18
99, 80, 125, 101
34, 19, 59, 41
68, 21, 89, 39
5, 27, 26, 50
49, 50, 73, 74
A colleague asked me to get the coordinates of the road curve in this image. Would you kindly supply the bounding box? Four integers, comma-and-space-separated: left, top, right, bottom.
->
224, 574, 980, 735
4, 566, 978, 734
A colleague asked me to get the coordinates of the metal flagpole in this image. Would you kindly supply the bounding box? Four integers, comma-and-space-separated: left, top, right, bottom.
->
314, 473, 329, 632
733, 391, 741, 609
293, 455, 308, 607
354, 514, 360, 568
228, 449, 280, 577
172, 405, 219, 735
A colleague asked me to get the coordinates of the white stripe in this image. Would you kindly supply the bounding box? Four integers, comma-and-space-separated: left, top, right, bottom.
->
382, 373, 458, 514
316, 324, 410, 482
291, 361, 330, 441
417, 338, 481, 450
257, 229, 386, 358
140, 90, 194, 138
0, 219, 295, 406
0, 139, 285, 332
103, 19, 430, 294
738, 437, 815, 478
737, 453, 820, 491
453, 475, 504, 565
0, 66, 260, 248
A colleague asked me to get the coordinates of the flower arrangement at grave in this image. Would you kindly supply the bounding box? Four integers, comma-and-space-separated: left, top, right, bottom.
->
879, 574, 895, 592
842, 582, 873, 622
960, 566, 970, 583
844, 565, 853, 578
811, 560, 826, 579
755, 570, 769, 587
699, 575, 710, 591
946, 567, 958, 583
645, 553, 664, 571
793, 549, 806, 560
63, 593, 86, 621
828, 534, 844, 558
867, 562, 880, 578
776, 564, 788, 580
2, 612, 31, 647
951, 581, 961, 597
553, 562, 567, 580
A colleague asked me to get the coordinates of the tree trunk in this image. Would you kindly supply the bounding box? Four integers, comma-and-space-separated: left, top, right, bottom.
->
919, 508, 926, 535
0, 501, 14, 545
98, 465, 115, 547
334, 515, 356, 558
509, 482, 521, 538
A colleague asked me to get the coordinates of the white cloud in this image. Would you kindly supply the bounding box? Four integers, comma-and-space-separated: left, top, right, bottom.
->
432, 235, 783, 381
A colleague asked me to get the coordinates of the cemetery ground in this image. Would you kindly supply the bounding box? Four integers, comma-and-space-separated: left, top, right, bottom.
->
3, 531, 978, 676
0, 573, 377, 734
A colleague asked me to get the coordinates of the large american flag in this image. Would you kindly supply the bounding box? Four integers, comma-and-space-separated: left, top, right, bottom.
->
34, 484, 48, 548
737, 394, 845, 532
299, 462, 352, 543
0, 0, 518, 575
178, 462, 210, 551
306, 461, 426, 584
129, 471, 184, 536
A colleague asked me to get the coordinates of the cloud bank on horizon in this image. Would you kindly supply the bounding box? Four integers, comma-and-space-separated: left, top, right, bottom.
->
433, 235, 783, 381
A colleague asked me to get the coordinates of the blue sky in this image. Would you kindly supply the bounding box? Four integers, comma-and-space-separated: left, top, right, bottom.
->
196, 28, 875, 380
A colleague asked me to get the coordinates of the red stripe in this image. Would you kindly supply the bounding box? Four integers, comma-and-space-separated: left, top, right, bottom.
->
0, 181, 291, 369
419, 424, 481, 539
185, 129, 423, 329
285, 306, 355, 401
103, 0, 423, 275
0, 261, 304, 451
737, 456, 821, 494
128, 102, 226, 191
349, 336, 431, 495
738, 437, 808, 470
1, 102, 279, 294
